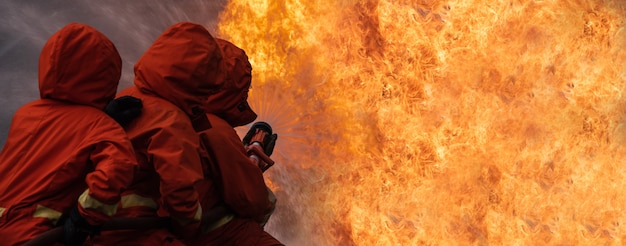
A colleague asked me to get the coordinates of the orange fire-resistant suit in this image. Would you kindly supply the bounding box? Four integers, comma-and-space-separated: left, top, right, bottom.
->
89, 22, 226, 245
0, 23, 137, 245
186, 38, 283, 246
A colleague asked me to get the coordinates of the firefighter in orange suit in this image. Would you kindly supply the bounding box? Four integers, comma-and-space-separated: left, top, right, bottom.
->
89, 22, 226, 245
0, 23, 139, 246
186, 38, 283, 246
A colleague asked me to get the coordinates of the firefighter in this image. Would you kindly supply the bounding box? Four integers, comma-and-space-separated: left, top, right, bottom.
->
187, 38, 283, 246
88, 22, 227, 245
0, 23, 140, 245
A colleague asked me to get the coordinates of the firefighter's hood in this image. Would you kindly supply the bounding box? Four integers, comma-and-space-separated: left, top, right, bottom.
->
38, 23, 122, 110
205, 38, 257, 127
134, 22, 226, 116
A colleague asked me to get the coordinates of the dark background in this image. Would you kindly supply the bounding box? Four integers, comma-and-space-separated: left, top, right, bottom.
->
0, 0, 228, 146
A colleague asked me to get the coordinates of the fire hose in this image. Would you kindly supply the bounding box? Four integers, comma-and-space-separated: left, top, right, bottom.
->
25, 205, 229, 246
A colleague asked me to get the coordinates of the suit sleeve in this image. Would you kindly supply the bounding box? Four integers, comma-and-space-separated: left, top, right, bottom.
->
78, 117, 138, 225
147, 112, 203, 225
203, 119, 270, 220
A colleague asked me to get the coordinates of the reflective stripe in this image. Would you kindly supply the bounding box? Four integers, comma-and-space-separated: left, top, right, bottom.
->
33, 205, 63, 225
78, 189, 118, 216
194, 204, 202, 221
120, 194, 158, 209
0, 207, 5, 217
202, 214, 234, 233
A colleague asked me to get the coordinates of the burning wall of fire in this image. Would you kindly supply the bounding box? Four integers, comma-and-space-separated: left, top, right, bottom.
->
220, 0, 626, 245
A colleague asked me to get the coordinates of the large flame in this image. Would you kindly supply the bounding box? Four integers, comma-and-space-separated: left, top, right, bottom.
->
218, 0, 626, 245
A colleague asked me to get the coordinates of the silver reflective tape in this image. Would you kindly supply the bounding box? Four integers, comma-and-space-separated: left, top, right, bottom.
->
120, 194, 158, 209
33, 205, 62, 225
78, 189, 119, 216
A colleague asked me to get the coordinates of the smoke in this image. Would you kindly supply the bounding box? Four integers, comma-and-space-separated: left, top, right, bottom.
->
0, 0, 227, 146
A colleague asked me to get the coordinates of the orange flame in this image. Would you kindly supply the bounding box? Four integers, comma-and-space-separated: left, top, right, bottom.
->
219, 0, 626, 245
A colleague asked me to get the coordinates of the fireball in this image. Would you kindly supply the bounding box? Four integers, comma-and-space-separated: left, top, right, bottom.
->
219, 0, 626, 245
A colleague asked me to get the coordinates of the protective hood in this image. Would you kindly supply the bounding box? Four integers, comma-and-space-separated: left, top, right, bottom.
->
39, 23, 122, 110
205, 38, 257, 127
134, 22, 227, 116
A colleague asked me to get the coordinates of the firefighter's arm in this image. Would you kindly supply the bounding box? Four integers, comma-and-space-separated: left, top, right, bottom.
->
204, 118, 270, 221
242, 121, 279, 225
64, 117, 138, 245
151, 114, 204, 224
244, 141, 277, 226
79, 118, 138, 225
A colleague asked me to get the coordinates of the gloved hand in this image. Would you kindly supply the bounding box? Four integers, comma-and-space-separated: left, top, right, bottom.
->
104, 96, 143, 127
62, 206, 101, 246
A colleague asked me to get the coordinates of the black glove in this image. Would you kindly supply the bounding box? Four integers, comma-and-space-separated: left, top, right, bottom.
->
104, 96, 143, 127
62, 206, 101, 246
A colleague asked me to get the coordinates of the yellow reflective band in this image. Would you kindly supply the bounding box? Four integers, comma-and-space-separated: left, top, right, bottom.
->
78, 189, 118, 217
120, 194, 158, 209
0, 207, 5, 217
33, 205, 63, 225
194, 204, 202, 221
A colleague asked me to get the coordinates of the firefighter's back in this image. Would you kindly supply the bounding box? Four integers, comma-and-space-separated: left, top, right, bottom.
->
0, 99, 130, 245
